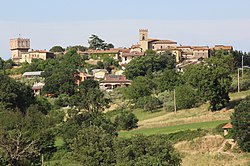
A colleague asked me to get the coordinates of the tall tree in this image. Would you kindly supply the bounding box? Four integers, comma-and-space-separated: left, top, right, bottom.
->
184, 55, 233, 111
231, 96, 250, 152
88, 34, 105, 50
124, 52, 176, 80
49, 46, 65, 53
0, 109, 55, 165
0, 74, 35, 113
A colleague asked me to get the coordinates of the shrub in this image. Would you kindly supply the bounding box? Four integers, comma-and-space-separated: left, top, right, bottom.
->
175, 84, 200, 110
114, 111, 138, 130
231, 96, 250, 152
136, 96, 162, 112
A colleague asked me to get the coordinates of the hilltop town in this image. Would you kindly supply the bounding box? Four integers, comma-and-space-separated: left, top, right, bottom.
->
0, 29, 250, 166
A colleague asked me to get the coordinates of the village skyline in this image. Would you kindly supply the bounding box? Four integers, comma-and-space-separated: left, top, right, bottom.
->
1, 0, 250, 59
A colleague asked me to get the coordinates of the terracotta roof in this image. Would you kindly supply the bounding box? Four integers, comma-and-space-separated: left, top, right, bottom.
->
192, 46, 209, 50
222, 123, 233, 129
29, 50, 52, 53
101, 75, 132, 83
212, 45, 233, 51
122, 51, 144, 57
150, 40, 177, 44
177, 46, 192, 48
131, 44, 141, 49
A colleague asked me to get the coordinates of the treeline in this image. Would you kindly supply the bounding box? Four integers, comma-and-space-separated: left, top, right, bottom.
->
0, 74, 181, 165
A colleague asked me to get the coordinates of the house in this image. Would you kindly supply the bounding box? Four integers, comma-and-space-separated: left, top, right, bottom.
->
139, 29, 177, 51
211, 45, 233, 52
20, 50, 55, 63
22, 71, 43, 78
75, 72, 94, 86
32, 82, 45, 96
119, 51, 145, 67
92, 69, 108, 80
100, 74, 132, 91
222, 123, 233, 136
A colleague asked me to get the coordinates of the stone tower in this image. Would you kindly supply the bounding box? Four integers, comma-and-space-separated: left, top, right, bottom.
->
10, 38, 30, 63
139, 29, 148, 51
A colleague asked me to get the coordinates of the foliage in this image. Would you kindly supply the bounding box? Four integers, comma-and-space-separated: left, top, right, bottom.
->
88, 34, 114, 50
184, 55, 233, 111
42, 67, 77, 96
66, 45, 87, 52
154, 68, 181, 93
124, 76, 155, 101
115, 135, 181, 166
69, 126, 116, 166
0, 74, 35, 113
124, 52, 176, 80
114, 111, 138, 130
0, 109, 56, 165
49, 46, 65, 53
175, 84, 200, 110
135, 96, 162, 112
70, 80, 109, 114
231, 96, 250, 152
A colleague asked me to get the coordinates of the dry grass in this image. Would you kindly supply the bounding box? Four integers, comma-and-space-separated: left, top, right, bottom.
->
138, 104, 232, 129
175, 135, 250, 166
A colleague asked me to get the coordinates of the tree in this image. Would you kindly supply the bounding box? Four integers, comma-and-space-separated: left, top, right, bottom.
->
124, 52, 176, 80
154, 68, 180, 93
115, 135, 181, 166
69, 126, 116, 166
42, 68, 77, 96
88, 34, 114, 50
184, 55, 232, 111
70, 86, 109, 115
0, 109, 56, 165
49, 46, 65, 53
124, 76, 155, 101
88, 34, 105, 50
114, 111, 138, 130
175, 84, 199, 110
66, 45, 88, 52
231, 96, 250, 152
0, 74, 35, 113
135, 96, 162, 112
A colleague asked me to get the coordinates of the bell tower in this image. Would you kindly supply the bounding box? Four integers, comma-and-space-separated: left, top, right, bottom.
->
10, 37, 30, 63
139, 29, 148, 51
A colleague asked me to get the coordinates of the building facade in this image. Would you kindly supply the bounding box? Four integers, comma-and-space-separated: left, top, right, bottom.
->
10, 38, 30, 63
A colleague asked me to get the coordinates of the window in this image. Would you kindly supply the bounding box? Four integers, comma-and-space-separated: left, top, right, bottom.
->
142, 35, 145, 40
125, 57, 127, 61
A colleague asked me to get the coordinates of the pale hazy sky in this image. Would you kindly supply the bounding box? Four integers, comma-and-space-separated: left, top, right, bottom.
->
1, 0, 250, 59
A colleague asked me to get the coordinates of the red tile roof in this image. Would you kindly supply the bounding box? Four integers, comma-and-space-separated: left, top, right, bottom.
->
222, 123, 233, 129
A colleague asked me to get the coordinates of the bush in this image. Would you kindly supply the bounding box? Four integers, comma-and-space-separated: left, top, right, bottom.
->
231, 96, 250, 152
175, 84, 200, 110
115, 135, 182, 166
114, 111, 138, 130
136, 96, 162, 112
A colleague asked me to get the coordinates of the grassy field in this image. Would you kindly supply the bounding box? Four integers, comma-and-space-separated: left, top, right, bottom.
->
118, 90, 250, 138
119, 120, 229, 138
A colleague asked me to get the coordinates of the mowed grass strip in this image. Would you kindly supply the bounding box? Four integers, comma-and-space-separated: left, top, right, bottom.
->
119, 120, 229, 138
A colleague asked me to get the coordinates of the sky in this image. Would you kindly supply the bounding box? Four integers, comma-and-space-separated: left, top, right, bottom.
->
1, 0, 250, 59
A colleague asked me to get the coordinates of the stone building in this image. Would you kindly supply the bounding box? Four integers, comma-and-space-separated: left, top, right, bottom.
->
139, 29, 177, 51
10, 38, 30, 63
21, 50, 55, 63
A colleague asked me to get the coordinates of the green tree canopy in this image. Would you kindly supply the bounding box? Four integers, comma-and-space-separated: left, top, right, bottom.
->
124, 52, 176, 80
0, 109, 55, 165
183, 55, 233, 111
231, 96, 250, 152
0, 74, 35, 113
88, 34, 114, 50
49, 46, 65, 53
124, 76, 155, 101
